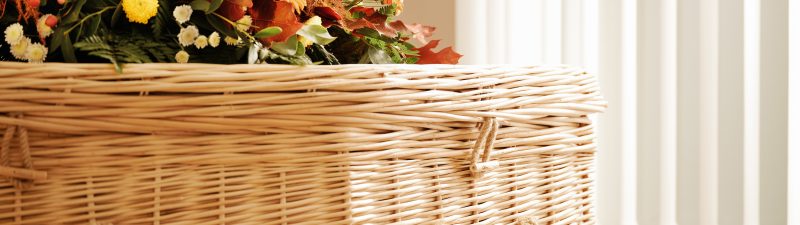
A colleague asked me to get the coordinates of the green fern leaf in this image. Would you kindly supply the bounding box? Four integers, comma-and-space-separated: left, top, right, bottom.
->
75, 35, 179, 73
152, 0, 172, 38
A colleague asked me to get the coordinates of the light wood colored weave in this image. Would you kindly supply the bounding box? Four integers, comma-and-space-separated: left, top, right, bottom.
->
0, 62, 604, 225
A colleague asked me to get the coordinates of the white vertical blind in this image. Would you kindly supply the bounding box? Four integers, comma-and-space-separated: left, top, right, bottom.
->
599, 0, 639, 224
789, 1, 800, 224
505, 0, 542, 65
743, 0, 762, 223
718, 0, 746, 224
676, 0, 719, 224
543, 0, 563, 64
759, 0, 789, 224
452, 0, 794, 224
486, 0, 507, 64
454, 0, 487, 65
636, 0, 677, 224
562, 0, 583, 65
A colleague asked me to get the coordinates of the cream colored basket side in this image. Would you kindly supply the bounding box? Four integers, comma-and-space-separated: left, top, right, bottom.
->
0, 62, 605, 225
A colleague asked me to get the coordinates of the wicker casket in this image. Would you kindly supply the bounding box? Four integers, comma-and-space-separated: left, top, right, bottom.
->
0, 62, 604, 224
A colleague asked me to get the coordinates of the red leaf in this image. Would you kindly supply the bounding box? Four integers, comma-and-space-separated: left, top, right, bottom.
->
350, 7, 375, 17
344, 18, 396, 37
314, 7, 343, 21
349, 6, 386, 24
322, 19, 338, 27
415, 40, 462, 65
251, 0, 303, 43
343, 18, 370, 31
389, 20, 435, 44
343, 6, 401, 37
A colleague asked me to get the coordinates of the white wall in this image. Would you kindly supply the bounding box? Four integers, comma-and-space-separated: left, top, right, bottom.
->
394, 0, 456, 48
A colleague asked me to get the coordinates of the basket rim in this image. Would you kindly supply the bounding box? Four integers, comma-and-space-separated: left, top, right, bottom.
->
0, 61, 580, 70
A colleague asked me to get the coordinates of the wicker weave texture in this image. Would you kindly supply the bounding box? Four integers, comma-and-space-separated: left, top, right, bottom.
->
0, 62, 604, 225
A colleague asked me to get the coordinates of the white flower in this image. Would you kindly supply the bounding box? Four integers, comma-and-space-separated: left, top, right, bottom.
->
4, 23, 24, 45
25, 42, 48, 63
235, 15, 252, 32
37, 14, 54, 38
175, 50, 189, 63
305, 16, 322, 26
208, 32, 220, 47
178, 25, 199, 47
194, 35, 208, 49
10, 37, 31, 60
224, 36, 241, 46
173, 5, 193, 24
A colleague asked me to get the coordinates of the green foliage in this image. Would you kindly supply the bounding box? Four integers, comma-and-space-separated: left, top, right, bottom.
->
261, 48, 313, 65
390, 42, 419, 64
271, 35, 301, 56
206, 14, 237, 37
345, 0, 399, 18
190, 0, 212, 12
344, 0, 365, 9
377, 4, 398, 17
190, 0, 223, 14
73, 36, 119, 71
151, 0, 172, 37
0, 0, 459, 69
350, 11, 366, 19
63, 0, 89, 25
297, 23, 337, 46
74, 35, 179, 73
355, 28, 418, 64
308, 44, 341, 65
354, 0, 386, 8
208, 0, 224, 13
254, 27, 283, 39
326, 26, 369, 64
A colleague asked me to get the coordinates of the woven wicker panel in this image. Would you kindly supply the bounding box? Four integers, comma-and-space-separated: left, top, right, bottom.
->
0, 62, 604, 225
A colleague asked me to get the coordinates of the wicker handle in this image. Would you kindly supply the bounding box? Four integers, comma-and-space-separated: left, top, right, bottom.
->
0, 166, 47, 180
469, 117, 500, 177
1, 113, 45, 190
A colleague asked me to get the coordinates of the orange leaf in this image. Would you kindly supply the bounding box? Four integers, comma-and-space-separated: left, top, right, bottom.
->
415, 40, 462, 65
251, 0, 303, 43
232, 0, 253, 7
215, 0, 252, 21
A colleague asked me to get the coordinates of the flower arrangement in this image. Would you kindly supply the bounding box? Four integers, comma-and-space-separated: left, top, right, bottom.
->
0, 0, 462, 72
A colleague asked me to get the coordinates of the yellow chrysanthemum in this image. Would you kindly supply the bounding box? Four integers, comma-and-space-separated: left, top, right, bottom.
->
208, 32, 220, 47
122, 0, 159, 24
175, 50, 189, 64
10, 37, 31, 60
25, 43, 48, 63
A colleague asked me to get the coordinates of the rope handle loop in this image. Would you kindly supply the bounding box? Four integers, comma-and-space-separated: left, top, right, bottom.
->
469, 117, 500, 178
1, 113, 47, 190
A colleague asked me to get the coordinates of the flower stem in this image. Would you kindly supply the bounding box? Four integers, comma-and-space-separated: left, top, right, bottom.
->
64, 6, 116, 35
